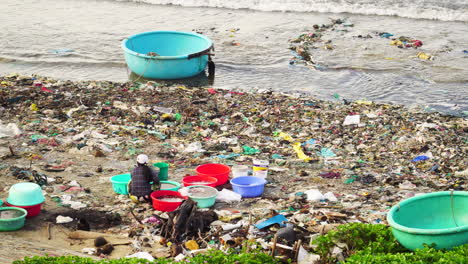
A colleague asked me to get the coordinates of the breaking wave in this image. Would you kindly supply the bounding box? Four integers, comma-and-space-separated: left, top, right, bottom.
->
124, 0, 468, 22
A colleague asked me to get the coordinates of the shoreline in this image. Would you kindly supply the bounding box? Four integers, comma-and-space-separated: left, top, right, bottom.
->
0, 74, 466, 262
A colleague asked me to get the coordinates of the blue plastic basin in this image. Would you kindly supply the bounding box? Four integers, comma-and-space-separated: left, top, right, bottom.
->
230, 176, 266, 198
122, 31, 213, 79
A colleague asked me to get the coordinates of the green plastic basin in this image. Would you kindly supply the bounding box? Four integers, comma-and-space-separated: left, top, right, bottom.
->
7, 182, 45, 206
0, 207, 27, 231
110, 174, 131, 195
186, 185, 218, 208
160, 181, 181, 191
387, 191, 468, 250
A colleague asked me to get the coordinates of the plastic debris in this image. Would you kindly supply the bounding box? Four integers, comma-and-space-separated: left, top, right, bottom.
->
318, 148, 336, 158
0, 73, 466, 262
0, 122, 21, 138
292, 142, 312, 162
242, 145, 260, 155
417, 52, 433, 60
412, 155, 430, 162
216, 189, 242, 203
56, 215, 74, 224
343, 115, 360, 126
126, 252, 155, 261
304, 189, 325, 201
185, 240, 199, 250
323, 192, 338, 202
255, 214, 288, 229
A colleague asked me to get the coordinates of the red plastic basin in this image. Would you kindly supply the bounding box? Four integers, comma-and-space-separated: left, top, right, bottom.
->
195, 163, 231, 186
150, 190, 187, 212
4, 201, 43, 218
182, 175, 218, 187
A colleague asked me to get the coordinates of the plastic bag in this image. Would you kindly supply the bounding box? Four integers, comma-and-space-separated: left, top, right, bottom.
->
216, 189, 242, 203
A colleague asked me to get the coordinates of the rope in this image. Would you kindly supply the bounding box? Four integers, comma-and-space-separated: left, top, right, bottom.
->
126, 38, 151, 83
450, 190, 459, 227
131, 58, 152, 84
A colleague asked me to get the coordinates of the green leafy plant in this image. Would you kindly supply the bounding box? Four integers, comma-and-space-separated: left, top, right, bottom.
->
344, 244, 468, 264
311, 223, 407, 263
13, 247, 280, 264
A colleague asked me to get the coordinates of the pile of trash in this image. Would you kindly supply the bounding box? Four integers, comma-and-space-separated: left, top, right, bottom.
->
289, 18, 435, 66
0, 74, 466, 262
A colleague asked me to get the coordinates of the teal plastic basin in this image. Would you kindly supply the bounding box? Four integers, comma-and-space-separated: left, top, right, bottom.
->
186, 185, 218, 208
6, 182, 45, 206
0, 207, 27, 231
110, 174, 131, 195
160, 181, 181, 191
122, 31, 213, 79
387, 191, 468, 250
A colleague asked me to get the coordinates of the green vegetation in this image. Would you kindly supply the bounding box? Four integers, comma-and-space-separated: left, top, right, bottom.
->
311, 223, 468, 264
13, 223, 468, 264
13, 248, 280, 264
345, 244, 468, 264
311, 222, 407, 263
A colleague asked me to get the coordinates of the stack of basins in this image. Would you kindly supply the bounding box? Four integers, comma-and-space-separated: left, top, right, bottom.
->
4, 182, 45, 218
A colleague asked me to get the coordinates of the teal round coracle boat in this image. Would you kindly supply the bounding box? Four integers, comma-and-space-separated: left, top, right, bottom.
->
122, 31, 213, 80
387, 191, 468, 250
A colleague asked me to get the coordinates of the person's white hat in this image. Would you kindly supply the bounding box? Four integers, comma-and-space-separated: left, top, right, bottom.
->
136, 154, 149, 164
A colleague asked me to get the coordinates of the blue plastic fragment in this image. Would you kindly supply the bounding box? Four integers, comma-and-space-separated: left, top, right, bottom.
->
380, 33, 394, 38
318, 148, 336, 158
255, 214, 288, 229
213, 153, 240, 159
271, 154, 284, 159
429, 164, 440, 172
412, 155, 430, 162
302, 139, 317, 146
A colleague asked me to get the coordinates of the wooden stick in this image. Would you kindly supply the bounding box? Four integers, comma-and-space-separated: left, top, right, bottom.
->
294, 240, 302, 261
111, 242, 132, 246
198, 231, 209, 247
9, 146, 15, 156
270, 234, 278, 257
130, 208, 143, 225
47, 223, 52, 240
313, 205, 342, 209
68, 230, 128, 240
267, 242, 293, 250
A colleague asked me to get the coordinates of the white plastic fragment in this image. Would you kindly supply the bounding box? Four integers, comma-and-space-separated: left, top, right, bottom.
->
126, 252, 155, 261
216, 189, 242, 203
174, 254, 186, 261
323, 192, 338, 202
343, 115, 360, 126
184, 142, 205, 153
298, 246, 320, 264
56, 215, 74, 224
0, 122, 21, 138
304, 189, 324, 201
221, 220, 245, 231
81, 248, 96, 255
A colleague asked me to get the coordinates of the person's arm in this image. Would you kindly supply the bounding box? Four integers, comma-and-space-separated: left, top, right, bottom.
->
150, 167, 160, 185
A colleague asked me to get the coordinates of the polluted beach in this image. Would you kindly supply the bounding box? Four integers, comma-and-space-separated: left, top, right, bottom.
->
0, 0, 467, 263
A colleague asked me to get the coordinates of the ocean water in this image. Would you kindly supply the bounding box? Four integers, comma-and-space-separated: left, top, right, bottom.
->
0, 0, 467, 114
